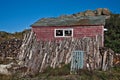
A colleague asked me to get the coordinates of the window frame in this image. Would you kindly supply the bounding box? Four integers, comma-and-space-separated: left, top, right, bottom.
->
54, 28, 73, 37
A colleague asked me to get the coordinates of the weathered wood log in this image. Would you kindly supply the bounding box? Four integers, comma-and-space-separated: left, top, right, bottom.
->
102, 50, 107, 71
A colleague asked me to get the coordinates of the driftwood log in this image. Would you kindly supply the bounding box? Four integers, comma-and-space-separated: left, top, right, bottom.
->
17, 31, 114, 76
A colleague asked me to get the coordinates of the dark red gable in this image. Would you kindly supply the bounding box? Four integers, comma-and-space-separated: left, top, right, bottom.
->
32, 25, 104, 46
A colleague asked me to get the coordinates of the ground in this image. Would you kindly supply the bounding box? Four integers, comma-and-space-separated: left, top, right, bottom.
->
0, 65, 120, 80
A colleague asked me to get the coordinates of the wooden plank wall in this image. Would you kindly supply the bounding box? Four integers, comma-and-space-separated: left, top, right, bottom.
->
17, 31, 114, 76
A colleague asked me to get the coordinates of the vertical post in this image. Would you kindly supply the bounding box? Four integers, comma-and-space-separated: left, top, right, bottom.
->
102, 25, 104, 47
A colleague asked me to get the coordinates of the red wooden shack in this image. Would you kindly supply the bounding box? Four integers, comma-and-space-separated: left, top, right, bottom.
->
31, 16, 106, 46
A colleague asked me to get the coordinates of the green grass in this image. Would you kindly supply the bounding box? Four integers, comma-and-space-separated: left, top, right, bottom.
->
0, 74, 12, 80
7, 65, 119, 80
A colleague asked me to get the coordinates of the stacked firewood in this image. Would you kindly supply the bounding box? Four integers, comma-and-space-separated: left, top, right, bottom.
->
18, 31, 114, 76
99, 47, 114, 71
113, 53, 120, 66
0, 39, 22, 59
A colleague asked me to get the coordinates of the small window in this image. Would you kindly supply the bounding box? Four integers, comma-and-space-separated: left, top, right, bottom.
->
55, 29, 73, 37
56, 30, 63, 36
65, 30, 72, 36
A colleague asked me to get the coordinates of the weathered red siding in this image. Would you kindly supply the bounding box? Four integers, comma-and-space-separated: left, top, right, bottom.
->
73, 26, 103, 38
32, 25, 104, 46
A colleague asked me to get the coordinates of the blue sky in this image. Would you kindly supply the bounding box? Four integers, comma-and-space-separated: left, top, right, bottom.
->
0, 0, 120, 33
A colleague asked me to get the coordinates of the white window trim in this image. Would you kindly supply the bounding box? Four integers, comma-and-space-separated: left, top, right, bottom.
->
54, 28, 73, 37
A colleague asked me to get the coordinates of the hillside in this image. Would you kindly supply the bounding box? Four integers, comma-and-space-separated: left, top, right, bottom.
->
105, 14, 120, 53
0, 29, 30, 42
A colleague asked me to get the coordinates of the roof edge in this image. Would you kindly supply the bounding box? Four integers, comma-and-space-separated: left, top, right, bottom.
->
31, 24, 104, 28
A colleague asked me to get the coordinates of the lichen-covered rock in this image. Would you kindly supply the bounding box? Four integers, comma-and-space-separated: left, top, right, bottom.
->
84, 10, 96, 16
102, 8, 111, 15
0, 62, 14, 75
96, 8, 103, 15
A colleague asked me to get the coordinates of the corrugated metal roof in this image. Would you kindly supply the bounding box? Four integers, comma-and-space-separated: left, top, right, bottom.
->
31, 15, 106, 27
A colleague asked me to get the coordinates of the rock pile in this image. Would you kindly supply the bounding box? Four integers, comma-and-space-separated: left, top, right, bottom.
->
0, 39, 22, 59
74, 8, 111, 17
